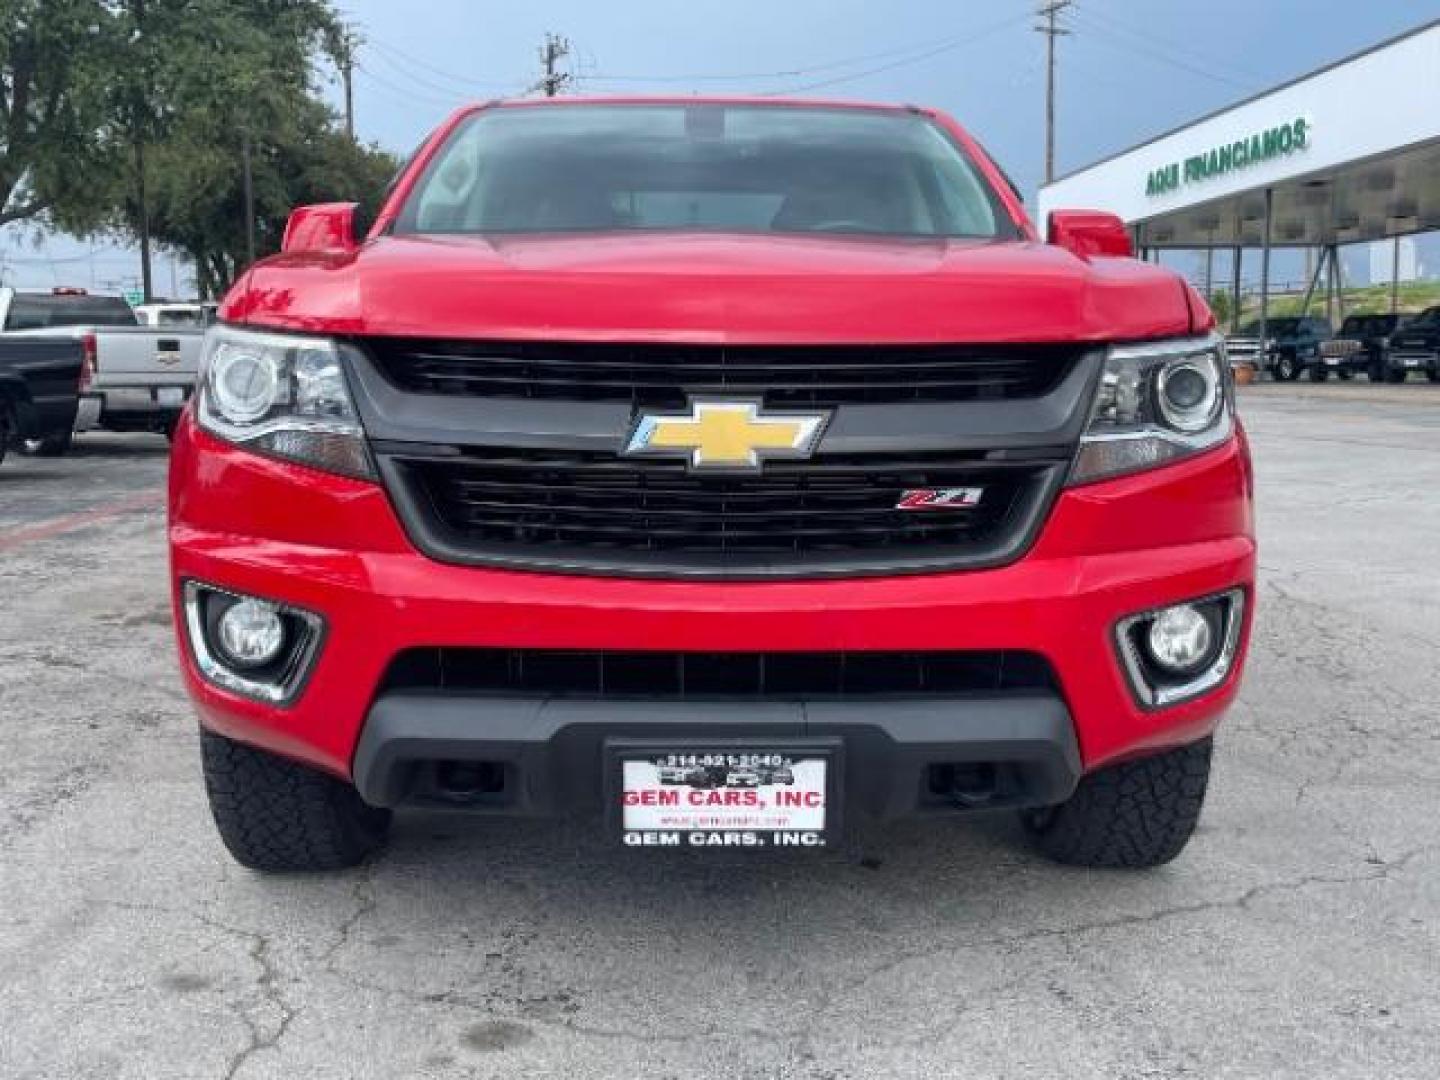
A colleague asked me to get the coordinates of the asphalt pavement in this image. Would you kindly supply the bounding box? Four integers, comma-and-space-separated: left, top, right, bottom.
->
1, 390, 1438, 1079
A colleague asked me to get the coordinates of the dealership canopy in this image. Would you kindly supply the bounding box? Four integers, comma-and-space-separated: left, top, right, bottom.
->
1036, 20, 1440, 251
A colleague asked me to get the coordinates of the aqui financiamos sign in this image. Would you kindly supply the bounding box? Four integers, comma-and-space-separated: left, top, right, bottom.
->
1145, 117, 1311, 197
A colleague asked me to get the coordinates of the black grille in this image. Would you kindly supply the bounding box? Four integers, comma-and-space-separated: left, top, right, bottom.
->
366, 338, 1077, 408
381, 648, 1057, 698
392, 447, 1059, 572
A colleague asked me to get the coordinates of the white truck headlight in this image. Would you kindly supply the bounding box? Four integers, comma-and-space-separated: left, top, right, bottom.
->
197, 326, 373, 480
1071, 332, 1232, 485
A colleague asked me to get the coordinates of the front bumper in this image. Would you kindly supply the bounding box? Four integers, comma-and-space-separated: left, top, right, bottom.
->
355, 692, 1081, 817
170, 419, 1256, 806
1391, 350, 1438, 373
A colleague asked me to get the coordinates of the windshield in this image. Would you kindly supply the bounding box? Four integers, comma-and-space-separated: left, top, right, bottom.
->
1239, 318, 1300, 336
394, 104, 1018, 240
5, 293, 138, 331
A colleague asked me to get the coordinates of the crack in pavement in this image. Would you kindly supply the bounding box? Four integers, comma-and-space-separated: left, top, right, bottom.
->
102, 901, 301, 1080
283, 844, 1440, 1058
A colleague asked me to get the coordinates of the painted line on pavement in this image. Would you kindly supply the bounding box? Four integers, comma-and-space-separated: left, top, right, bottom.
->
0, 490, 166, 553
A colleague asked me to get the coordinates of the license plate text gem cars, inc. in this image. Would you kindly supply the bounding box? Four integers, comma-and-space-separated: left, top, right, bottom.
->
620, 752, 829, 849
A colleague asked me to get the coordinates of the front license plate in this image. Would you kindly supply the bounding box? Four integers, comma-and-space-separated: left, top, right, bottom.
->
615, 745, 837, 849
156, 387, 185, 406
1325, 357, 1340, 366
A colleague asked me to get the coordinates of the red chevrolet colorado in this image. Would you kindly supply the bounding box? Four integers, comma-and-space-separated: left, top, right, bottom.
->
170, 98, 1254, 872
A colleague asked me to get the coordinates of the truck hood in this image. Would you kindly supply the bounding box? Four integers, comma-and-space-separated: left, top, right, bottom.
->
221, 232, 1197, 344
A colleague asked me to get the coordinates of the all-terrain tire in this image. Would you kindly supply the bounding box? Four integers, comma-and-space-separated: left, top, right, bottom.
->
200, 730, 391, 872
1023, 738, 1212, 869
1274, 355, 1300, 381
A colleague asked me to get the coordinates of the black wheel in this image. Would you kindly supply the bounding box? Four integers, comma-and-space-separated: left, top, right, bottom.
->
1428, 370, 1440, 384
0, 404, 13, 467
1274, 355, 1300, 381
1309, 366, 1328, 382
1337, 369, 1354, 381
1386, 368, 1407, 384
1022, 738, 1213, 869
22, 430, 74, 456
1369, 361, 1387, 382
200, 729, 391, 872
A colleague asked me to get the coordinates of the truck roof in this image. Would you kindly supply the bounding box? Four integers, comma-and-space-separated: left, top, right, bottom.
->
484, 95, 919, 112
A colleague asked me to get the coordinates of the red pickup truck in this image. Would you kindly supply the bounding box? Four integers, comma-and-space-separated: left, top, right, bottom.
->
170, 98, 1254, 873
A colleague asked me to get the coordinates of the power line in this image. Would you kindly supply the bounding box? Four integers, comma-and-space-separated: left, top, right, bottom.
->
364, 44, 523, 102
1068, 8, 1259, 92
1073, 6, 1267, 87
585, 20, 1024, 85
1035, 1, 1072, 185
761, 12, 1029, 95
354, 63, 463, 110
364, 37, 532, 93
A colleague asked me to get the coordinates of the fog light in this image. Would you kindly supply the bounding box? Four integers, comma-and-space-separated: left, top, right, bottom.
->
182, 581, 325, 706
1116, 589, 1245, 710
216, 599, 285, 669
1145, 603, 1215, 674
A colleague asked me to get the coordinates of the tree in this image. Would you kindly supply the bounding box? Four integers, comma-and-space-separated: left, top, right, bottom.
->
145, 100, 396, 297
1209, 289, 1233, 327
102, 0, 351, 296
0, 0, 120, 229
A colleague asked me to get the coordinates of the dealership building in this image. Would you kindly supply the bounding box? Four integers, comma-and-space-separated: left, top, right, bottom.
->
1037, 19, 1440, 329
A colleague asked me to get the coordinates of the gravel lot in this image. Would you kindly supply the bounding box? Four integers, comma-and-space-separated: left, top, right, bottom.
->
2, 386, 1438, 1079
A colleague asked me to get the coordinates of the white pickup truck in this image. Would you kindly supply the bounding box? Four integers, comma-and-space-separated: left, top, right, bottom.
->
0, 287, 202, 453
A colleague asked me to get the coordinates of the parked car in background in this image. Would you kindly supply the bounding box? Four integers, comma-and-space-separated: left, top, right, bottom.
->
1226, 315, 1332, 381
1385, 306, 1440, 382
0, 287, 202, 451
1321, 313, 1408, 382
0, 338, 86, 468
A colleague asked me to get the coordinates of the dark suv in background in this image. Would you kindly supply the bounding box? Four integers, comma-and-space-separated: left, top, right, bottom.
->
1386, 307, 1440, 382
1321, 313, 1406, 382
1227, 316, 1332, 381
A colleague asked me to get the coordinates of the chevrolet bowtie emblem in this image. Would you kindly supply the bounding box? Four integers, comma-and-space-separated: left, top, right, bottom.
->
624, 398, 830, 471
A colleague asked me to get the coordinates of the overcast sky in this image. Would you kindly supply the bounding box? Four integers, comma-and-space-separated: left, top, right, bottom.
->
2, 0, 1434, 291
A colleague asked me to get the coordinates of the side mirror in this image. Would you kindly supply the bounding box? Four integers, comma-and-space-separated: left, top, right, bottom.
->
1046, 210, 1133, 259
281, 202, 364, 255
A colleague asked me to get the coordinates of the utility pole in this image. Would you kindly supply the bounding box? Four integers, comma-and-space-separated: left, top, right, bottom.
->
535, 32, 572, 97
336, 26, 361, 140
131, 0, 154, 302
242, 132, 256, 267
1035, 1, 1073, 185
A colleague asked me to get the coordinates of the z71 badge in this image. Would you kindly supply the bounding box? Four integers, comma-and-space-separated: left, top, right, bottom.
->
896, 487, 985, 510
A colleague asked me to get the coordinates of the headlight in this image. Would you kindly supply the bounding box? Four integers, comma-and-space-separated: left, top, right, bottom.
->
196, 326, 373, 480
1070, 332, 1232, 485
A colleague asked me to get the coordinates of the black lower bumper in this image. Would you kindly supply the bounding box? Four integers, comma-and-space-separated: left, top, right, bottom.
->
352, 692, 1082, 819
